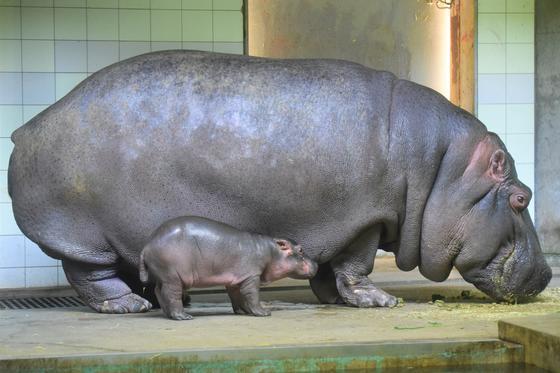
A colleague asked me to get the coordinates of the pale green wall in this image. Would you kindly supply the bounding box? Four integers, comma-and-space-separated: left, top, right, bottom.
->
0, 0, 243, 289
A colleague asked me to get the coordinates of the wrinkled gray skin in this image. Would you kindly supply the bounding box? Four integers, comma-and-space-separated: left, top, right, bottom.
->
139, 216, 318, 320
8, 51, 551, 313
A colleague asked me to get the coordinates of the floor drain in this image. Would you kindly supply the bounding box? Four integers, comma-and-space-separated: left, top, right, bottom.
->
0, 296, 85, 310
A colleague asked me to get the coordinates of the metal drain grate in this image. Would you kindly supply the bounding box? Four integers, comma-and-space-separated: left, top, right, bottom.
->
0, 296, 85, 310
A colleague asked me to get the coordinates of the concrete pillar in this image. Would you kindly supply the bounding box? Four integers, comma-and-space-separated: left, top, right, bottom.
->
535, 1, 560, 265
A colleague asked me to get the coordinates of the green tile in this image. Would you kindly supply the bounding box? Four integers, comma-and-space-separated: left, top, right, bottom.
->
151, 0, 180, 9
478, 14, 506, 43
0, 40, 22, 72
213, 11, 242, 42
22, 0, 53, 6
506, 44, 533, 73
478, 44, 506, 74
0, 105, 23, 137
0, 0, 21, 5
478, 0, 505, 13
477, 104, 506, 134
54, 0, 86, 6
213, 42, 242, 54
0, 138, 14, 171
507, 104, 534, 133
55, 8, 86, 40
119, 0, 149, 8
507, 13, 534, 43
55, 73, 86, 100
22, 7, 54, 39
182, 10, 212, 41
182, 41, 211, 51
0, 7, 21, 39
87, 9, 118, 40
182, 0, 210, 9
119, 9, 150, 41
151, 10, 181, 41
87, 0, 117, 7
22, 40, 54, 72
506, 0, 534, 13
213, 0, 241, 10
23, 105, 48, 121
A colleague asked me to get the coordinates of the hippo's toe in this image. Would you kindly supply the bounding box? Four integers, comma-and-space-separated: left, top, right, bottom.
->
93, 293, 152, 314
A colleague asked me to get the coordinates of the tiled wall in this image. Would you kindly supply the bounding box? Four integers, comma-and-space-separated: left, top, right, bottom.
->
476, 0, 535, 217
0, 0, 243, 289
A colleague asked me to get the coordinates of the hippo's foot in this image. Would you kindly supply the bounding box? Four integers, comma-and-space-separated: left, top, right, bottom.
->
62, 260, 153, 313
336, 275, 397, 308
93, 293, 152, 314
169, 311, 193, 321
310, 263, 344, 304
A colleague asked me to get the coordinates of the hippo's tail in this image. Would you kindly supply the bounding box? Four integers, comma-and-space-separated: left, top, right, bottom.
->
139, 250, 149, 284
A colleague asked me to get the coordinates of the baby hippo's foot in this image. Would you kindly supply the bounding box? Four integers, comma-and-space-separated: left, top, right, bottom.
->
169, 311, 193, 321
93, 293, 152, 313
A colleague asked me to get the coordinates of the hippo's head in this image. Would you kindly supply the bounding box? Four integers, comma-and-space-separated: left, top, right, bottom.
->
263, 239, 318, 283
419, 133, 551, 302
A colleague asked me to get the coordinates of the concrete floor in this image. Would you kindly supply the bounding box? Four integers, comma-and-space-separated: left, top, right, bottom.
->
0, 258, 559, 370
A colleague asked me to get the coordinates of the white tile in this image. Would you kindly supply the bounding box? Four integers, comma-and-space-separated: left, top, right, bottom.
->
25, 238, 58, 266
515, 163, 534, 191
0, 267, 25, 288
58, 265, 70, 286
0, 171, 10, 203
0, 235, 25, 267
477, 104, 506, 134
23, 105, 48, 122
507, 133, 534, 163
25, 266, 58, 288
0, 138, 13, 170
506, 104, 534, 133
0, 203, 21, 235
0, 105, 23, 138
506, 74, 534, 104
478, 74, 506, 104
478, 14, 506, 43
55, 73, 87, 100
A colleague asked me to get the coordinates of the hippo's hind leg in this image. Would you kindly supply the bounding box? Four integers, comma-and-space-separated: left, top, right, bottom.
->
154, 277, 192, 320
329, 225, 397, 308
62, 259, 152, 313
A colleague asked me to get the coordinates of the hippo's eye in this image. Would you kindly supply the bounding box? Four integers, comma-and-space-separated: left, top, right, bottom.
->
510, 193, 528, 212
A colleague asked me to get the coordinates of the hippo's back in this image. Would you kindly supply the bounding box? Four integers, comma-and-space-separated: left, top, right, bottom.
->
9, 50, 398, 266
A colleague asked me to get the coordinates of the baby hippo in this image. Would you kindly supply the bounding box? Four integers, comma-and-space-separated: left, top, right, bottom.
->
139, 216, 318, 320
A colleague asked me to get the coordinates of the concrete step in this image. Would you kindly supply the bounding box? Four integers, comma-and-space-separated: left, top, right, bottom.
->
0, 339, 524, 372
499, 314, 560, 372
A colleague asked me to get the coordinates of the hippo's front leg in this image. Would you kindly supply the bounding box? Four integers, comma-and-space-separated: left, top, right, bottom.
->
330, 225, 397, 308
232, 276, 271, 317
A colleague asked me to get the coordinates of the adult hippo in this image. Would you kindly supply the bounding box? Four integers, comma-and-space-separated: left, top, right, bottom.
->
8, 50, 551, 312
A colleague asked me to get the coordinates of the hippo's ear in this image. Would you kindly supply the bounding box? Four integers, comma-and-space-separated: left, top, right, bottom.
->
488, 149, 508, 181
275, 239, 292, 251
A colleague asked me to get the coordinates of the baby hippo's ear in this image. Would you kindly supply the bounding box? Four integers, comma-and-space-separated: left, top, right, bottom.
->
275, 239, 293, 252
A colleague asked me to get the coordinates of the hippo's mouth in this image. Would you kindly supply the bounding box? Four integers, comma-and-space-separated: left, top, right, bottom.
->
461, 242, 517, 302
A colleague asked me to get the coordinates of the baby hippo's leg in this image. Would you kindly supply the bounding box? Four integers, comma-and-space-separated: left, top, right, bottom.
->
229, 276, 270, 317
154, 279, 192, 320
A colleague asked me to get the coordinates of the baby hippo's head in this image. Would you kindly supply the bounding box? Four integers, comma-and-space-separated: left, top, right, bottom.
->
271, 239, 318, 280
